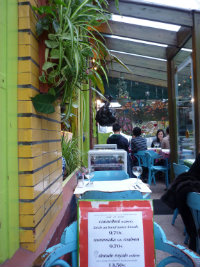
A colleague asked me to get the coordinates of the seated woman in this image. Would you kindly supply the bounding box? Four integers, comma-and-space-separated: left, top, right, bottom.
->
161, 153, 200, 252
151, 129, 165, 148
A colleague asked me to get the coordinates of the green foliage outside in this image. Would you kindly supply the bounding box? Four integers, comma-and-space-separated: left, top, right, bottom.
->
61, 136, 81, 178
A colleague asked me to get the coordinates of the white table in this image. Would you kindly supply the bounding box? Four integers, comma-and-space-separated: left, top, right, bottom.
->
148, 148, 170, 159
74, 178, 151, 195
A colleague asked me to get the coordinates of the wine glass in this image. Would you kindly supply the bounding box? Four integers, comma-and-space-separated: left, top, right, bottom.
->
87, 168, 95, 186
154, 142, 159, 148
132, 166, 143, 184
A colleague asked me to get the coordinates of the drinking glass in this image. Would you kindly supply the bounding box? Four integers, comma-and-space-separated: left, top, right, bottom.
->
132, 166, 143, 184
87, 168, 94, 186
154, 142, 159, 148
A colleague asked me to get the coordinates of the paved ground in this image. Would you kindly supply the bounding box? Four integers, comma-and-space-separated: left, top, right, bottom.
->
150, 181, 187, 266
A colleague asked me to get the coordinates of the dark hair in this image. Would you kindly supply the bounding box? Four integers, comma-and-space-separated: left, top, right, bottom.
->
112, 123, 121, 132
133, 127, 141, 137
166, 126, 169, 135
156, 129, 165, 142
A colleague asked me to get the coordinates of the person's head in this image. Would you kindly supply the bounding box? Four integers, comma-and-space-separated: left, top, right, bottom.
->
132, 127, 141, 137
156, 129, 165, 142
166, 126, 169, 135
112, 123, 121, 133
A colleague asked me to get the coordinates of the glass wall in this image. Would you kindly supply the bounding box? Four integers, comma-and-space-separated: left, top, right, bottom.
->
103, 78, 168, 137
174, 40, 195, 163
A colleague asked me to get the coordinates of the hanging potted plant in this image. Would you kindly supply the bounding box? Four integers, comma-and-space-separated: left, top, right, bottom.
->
32, 0, 130, 123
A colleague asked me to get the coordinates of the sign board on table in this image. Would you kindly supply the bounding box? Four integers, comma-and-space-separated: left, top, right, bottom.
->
78, 200, 155, 267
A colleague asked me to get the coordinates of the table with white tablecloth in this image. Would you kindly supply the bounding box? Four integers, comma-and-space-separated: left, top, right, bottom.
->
74, 178, 151, 196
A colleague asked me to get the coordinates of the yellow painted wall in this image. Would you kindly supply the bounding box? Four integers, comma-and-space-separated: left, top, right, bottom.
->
18, 0, 63, 251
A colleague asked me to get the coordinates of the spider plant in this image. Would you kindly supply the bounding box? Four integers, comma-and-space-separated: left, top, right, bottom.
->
31, 0, 129, 121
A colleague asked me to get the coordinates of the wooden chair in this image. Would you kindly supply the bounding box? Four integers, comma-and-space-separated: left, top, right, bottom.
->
171, 163, 190, 225
32, 220, 200, 267
90, 170, 129, 181
187, 192, 200, 254
145, 150, 169, 188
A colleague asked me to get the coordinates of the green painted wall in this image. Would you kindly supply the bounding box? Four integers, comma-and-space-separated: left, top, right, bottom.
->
0, 0, 19, 263
82, 85, 90, 166
78, 85, 90, 167
98, 132, 111, 144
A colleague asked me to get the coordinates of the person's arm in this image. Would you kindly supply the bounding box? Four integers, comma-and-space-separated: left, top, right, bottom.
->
131, 139, 136, 154
144, 138, 147, 150
161, 138, 166, 149
151, 138, 156, 148
188, 153, 200, 177
124, 138, 129, 153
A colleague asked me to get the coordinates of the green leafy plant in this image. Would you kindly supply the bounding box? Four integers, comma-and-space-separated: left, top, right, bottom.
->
62, 136, 81, 178
32, 0, 129, 121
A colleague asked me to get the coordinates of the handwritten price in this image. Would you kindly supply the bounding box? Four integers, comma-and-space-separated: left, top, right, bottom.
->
109, 244, 122, 248
109, 231, 122, 235
109, 263, 126, 267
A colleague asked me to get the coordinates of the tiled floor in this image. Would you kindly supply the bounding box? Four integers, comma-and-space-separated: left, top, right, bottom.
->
150, 181, 187, 266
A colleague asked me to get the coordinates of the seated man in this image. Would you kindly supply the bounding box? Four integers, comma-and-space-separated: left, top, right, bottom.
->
107, 123, 129, 153
131, 127, 147, 155
107, 123, 132, 176
131, 127, 147, 180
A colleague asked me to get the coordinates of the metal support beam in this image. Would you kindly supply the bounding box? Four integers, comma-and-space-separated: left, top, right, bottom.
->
192, 12, 200, 154
167, 59, 178, 177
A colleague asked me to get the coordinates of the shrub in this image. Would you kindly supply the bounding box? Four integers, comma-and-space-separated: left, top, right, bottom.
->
62, 136, 81, 179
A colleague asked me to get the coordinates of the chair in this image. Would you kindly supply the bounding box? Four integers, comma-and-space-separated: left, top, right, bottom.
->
145, 150, 169, 188
133, 150, 149, 167
33, 220, 200, 267
90, 170, 129, 181
171, 163, 190, 225
173, 163, 190, 178
187, 192, 200, 254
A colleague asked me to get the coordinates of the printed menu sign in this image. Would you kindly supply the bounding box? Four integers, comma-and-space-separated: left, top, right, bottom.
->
78, 200, 155, 267
88, 211, 144, 267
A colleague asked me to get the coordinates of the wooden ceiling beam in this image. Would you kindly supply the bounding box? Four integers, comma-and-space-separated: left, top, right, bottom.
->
108, 70, 167, 87
166, 27, 192, 60
108, 62, 167, 81
108, 51, 167, 71
98, 20, 177, 46
108, 0, 193, 27
166, 29, 192, 60
105, 36, 167, 59
177, 26, 192, 48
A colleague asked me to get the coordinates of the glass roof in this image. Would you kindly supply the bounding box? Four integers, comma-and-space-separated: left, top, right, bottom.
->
137, 0, 200, 10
